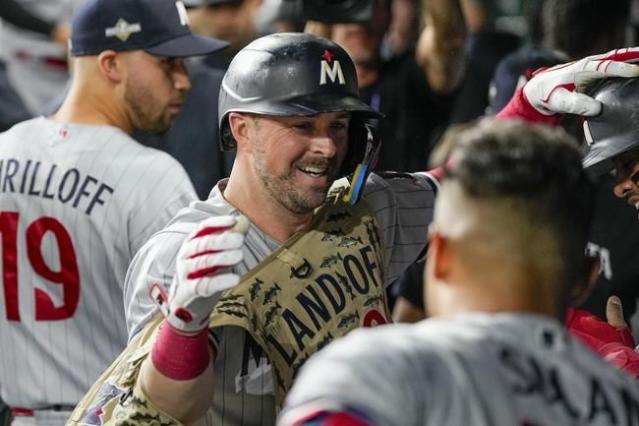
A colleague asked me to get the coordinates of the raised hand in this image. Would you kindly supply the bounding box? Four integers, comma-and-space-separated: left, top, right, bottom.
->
523, 48, 639, 116
150, 215, 249, 334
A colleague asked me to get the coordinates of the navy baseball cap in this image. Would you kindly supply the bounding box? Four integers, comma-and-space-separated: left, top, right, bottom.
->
70, 0, 228, 57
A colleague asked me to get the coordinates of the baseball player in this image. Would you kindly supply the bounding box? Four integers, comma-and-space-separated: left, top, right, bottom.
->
280, 119, 639, 426
497, 47, 639, 202
494, 47, 639, 375
69, 33, 445, 426
0, 0, 226, 424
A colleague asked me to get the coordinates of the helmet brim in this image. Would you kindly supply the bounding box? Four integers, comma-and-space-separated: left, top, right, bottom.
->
583, 134, 639, 176
224, 93, 383, 119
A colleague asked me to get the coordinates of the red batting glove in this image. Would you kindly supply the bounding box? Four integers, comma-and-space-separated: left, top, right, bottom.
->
498, 47, 639, 122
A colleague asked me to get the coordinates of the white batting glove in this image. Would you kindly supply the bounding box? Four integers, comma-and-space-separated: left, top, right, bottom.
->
524, 48, 639, 116
150, 215, 249, 334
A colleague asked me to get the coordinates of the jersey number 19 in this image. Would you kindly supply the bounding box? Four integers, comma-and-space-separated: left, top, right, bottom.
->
1, 211, 79, 321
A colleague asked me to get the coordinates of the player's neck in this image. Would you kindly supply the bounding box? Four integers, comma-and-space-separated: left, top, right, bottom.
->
441, 277, 562, 320
51, 83, 133, 133
223, 171, 314, 243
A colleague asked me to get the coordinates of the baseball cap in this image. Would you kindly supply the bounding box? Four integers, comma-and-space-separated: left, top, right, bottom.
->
70, 0, 228, 57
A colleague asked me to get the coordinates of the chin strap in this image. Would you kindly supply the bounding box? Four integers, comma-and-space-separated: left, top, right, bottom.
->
343, 123, 380, 205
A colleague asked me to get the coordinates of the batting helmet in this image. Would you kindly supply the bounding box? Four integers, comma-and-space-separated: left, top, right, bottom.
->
582, 77, 639, 176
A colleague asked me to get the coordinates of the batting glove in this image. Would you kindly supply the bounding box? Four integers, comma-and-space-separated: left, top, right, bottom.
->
524, 48, 639, 116
150, 215, 249, 334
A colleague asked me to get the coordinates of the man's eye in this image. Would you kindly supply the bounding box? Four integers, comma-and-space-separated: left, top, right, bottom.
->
160, 58, 178, 69
294, 123, 312, 130
331, 122, 348, 130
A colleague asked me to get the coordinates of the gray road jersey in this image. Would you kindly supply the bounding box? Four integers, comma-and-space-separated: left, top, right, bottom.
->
282, 313, 639, 426
123, 172, 437, 426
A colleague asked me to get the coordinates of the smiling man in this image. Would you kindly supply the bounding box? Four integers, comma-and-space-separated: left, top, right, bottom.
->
70, 33, 442, 426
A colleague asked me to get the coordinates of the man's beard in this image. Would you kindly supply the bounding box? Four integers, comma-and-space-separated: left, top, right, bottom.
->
125, 81, 172, 134
258, 158, 339, 214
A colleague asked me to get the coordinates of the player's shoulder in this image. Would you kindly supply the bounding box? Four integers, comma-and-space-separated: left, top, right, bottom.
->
123, 136, 182, 167
362, 171, 438, 199
325, 314, 526, 362
0, 116, 46, 139
318, 321, 444, 365
151, 184, 239, 237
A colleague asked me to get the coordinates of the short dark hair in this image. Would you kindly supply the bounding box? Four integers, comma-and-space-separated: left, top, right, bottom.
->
443, 119, 595, 290
542, 0, 630, 59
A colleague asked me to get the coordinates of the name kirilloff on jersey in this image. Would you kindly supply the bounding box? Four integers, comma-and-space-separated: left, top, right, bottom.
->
0, 158, 114, 216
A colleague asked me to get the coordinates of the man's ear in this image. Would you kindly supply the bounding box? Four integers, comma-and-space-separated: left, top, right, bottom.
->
228, 112, 252, 151
570, 254, 600, 307
97, 50, 123, 83
428, 230, 453, 281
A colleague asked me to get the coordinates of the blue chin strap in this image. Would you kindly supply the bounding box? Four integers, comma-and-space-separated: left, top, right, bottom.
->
343, 123, 380, 205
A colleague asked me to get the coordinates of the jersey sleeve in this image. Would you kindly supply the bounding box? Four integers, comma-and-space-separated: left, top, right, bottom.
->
126, 151, 197, 256
123, 226, 191, 339
360, 172, 437, 286
280, 328, 421, 426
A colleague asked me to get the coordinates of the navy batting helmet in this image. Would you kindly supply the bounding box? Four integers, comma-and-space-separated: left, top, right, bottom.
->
583, 77, 639, 176
218, 32, 382, 203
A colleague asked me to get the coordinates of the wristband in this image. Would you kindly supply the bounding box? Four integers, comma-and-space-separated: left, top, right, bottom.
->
151, 321, 212, 380
497, 88, 562, 126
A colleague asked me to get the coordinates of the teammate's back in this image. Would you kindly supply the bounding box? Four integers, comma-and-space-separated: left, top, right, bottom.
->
283, 314, 639, 426
0, 0, 226, 422
0, 117, 194, 408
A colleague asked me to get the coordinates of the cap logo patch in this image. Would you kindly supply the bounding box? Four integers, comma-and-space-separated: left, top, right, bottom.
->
176, 1, 190, 26
320, 50, 345, 86
105, 18, 141, 42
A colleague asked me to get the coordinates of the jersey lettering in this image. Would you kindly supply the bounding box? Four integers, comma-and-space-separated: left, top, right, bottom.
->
1, 212, 80, 321
499, 345, 639, 424
0, 159, 114, 216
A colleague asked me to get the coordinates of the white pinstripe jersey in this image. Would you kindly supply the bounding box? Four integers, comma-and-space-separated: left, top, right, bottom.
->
123, 172, 437, 426
0, 117, 196, 412
281, 313, 639, 426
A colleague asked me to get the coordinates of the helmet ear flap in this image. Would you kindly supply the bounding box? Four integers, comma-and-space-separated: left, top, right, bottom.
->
342, 121, 381, 205
341, 119, 380, 175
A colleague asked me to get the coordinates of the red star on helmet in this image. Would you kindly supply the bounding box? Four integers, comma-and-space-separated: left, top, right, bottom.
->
322, 50, 335, 62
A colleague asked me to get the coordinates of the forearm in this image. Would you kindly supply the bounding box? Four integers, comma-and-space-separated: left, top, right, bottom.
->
415, 0, 466, 93
140, 323, 217, 423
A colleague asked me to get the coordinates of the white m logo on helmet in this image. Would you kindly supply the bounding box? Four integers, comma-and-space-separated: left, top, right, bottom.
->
320, 60, 346, 86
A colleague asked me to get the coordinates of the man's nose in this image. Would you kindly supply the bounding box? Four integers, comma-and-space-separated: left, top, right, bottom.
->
311, 134, 338, 158
172, 60, 192, 92
613, 176, 635, 198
